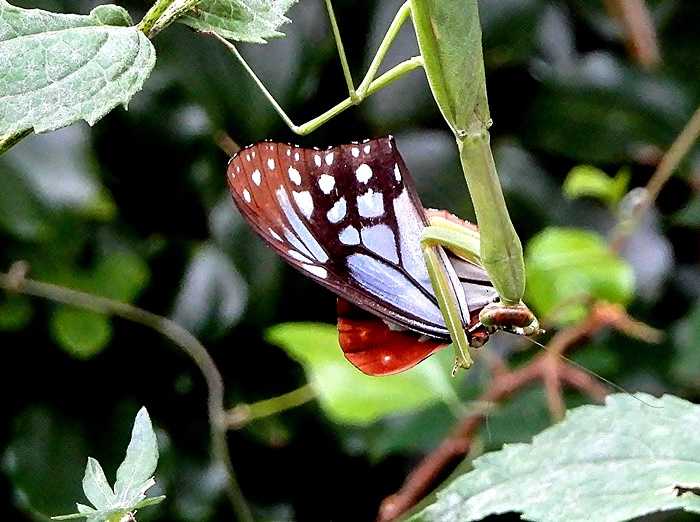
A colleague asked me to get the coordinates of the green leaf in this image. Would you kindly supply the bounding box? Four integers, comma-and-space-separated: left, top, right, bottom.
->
52, 514, 92, 520
0, 294, 32, 331
525, 227, 635, 324
673, 196, 700, 227
114, 407, 159, 505
171, 243, 247, 337
82, 458, 116, 510
91, 252, 150, 302
671, 302, 700, 389
133, 495, 166, 509
179, 0, 297, 43
563, 165, 630, 206
50, 308, 112, 359
52, 507, 125, 521
0, 2, 155, 149
0, 161, 50, 240
1, 126, 116, 221
527, 54, 692, 163
3, 407, 87, 514
265, 323, 457, 426
412, 394, 700, 522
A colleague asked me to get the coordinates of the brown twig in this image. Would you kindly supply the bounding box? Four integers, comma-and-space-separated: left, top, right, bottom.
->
376, 302, 655, 522
610, 104, 700, 251
603, 0, 661, 69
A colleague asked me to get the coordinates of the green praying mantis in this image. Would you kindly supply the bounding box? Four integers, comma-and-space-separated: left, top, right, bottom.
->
213, 0, 541, 371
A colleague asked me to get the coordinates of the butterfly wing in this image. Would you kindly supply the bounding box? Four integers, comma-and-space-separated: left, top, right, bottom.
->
336, 298, 445, 375
227, 136, 471, 338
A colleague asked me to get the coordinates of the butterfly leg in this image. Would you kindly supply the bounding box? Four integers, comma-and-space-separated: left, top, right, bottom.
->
212, 1, 422, 135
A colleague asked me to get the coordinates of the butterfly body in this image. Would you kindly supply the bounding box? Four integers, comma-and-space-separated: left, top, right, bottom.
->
227, 136, 508, 375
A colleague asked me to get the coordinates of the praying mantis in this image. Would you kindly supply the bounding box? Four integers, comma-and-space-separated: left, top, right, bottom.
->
213, 0, 541, 371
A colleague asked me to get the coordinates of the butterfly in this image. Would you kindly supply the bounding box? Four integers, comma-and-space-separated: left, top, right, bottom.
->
227, 136, 501, 376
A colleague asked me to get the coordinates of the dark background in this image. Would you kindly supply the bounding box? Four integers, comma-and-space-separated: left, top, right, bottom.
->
1, 0, 699, 520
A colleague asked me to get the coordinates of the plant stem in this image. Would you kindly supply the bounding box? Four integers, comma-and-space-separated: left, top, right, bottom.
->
0, 129, 31, 156
603, 0, 660, 69
0, 269, 254, 522
610, 104, 700, 250
138, 0, 201, 39
226, 384, 316, 429
137, 0, 177, 38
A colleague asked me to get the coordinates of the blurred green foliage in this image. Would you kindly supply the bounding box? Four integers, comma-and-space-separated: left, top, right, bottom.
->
1, 0, 699, 520
266, 323, 459, 425
526, 227, 635, 324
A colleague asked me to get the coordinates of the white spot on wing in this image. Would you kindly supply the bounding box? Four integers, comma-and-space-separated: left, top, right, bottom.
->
294, 152, 300, 161
356, 163, 373, 183
245, 153, 251, 161
267, 158, 275, 170
288, 249, 312, 263
252, 169, 262, 186
339, 225, 360, 245
394, 164, 402, 181
351, 147, 360, 158
293, 190, 314, 218
303, 264, 328, 279
357, 189, 384, 218
364, 144, 371, 154
276, 187, 328, 262
314, 154, 322, 167
286, 149, 291, 157
326, 197, 346, 223
325, 152, 334, 165
269, 228, 283, 241
288, 166, 301, 185
361, 223, 399, 263
319, 174, 335, 194
243, 189, 251, 203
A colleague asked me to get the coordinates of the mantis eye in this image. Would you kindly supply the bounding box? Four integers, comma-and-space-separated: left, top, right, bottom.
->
227, 136, 499, 374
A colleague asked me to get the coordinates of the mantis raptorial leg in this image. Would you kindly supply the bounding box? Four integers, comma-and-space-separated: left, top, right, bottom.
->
421, 215, 541, 371
212, 0, 418, 135
421, 216, 482, 371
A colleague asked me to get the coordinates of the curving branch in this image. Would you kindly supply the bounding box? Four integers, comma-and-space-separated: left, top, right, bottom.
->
0, 264, 254, 522
611, 104, 700, 250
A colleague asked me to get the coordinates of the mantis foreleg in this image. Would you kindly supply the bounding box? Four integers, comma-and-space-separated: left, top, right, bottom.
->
422, 244, 474, 373
421, 215, 541, 372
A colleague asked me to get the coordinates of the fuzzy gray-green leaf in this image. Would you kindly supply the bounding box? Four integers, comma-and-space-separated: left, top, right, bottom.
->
412, 394, 700, 522
82, 458, 116, 510
113, 407, 158, 504
179, 0, 297, 43
0, 1, 155, 147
